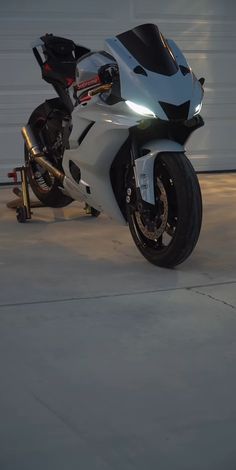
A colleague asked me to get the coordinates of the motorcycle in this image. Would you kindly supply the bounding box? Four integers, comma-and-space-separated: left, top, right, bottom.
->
21, 23, 205, 267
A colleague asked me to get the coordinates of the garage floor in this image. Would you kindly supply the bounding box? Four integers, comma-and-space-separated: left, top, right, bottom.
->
0, 174, 236, 470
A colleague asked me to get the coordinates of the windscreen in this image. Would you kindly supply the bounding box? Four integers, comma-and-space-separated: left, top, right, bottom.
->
116, 24, 178, 76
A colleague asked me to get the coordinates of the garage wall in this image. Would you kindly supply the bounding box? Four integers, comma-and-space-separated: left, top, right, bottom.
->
1, 0, 236, 182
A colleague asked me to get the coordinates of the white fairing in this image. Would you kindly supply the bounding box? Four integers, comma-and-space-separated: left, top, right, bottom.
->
135, 140, 185, 205
105, 37, 203, 120
63, 99, 140, 223
167, 39, 203, 117
75, 52, 116, 93
62, 24, 203, 222
63, 97, 186, 220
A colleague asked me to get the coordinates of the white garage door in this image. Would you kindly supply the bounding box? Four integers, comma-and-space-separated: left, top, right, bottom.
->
0, 0, 236, 183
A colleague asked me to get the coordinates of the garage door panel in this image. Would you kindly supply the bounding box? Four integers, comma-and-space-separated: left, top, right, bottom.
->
203, 104, 236, 119
0, 0, 120, 19
205, 87, 236, 106
179, 37, 236, 53
0, 0, 236, 182
134, 0, 236, 19
187, 119, 236, 171
190, 119, 236, 151
188, 152, 236, 172
185, 53, 236, 82
0, 53, 46, 88
0, 127, 24, 181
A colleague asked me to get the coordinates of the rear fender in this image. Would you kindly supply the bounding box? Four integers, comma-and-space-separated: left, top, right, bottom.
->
135, 139, 185, 205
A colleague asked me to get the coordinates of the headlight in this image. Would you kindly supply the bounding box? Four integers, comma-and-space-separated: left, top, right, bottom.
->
194, 103, 202, 115
125, 100, 156, 117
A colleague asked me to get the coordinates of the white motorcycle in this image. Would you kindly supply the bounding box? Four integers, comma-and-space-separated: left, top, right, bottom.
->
21, 23, 205, 267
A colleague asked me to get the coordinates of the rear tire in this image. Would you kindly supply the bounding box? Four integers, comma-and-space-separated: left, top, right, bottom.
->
25, 101, 73, 208
127, 152, 202, 267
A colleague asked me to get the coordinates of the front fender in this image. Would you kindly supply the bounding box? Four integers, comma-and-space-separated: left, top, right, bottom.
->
135, 139, 185, 205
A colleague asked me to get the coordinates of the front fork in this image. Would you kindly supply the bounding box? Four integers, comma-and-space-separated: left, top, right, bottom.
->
126, 135, 157, 228
126, 136, 185, 229
127, 134, 156, 208
129, 136, 185, 206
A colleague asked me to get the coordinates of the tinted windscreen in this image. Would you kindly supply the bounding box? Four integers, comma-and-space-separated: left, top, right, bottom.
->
117, 24, 178, 76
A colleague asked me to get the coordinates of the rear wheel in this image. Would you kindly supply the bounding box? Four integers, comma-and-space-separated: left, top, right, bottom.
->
25, 101, 73, 208
127, 152, 202, 267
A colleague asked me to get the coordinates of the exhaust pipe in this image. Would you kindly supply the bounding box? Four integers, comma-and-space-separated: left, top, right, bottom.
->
21, 125, 64, 184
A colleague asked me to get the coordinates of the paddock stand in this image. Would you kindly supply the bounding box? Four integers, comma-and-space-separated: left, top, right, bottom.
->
7, 166, 40, 223
7, 166, 100, 222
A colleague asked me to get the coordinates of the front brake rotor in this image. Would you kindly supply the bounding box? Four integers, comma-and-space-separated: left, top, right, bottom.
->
135, 177, 168, 240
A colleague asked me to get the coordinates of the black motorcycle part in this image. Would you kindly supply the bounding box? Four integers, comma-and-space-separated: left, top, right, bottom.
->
117, 24, 178, 76
16, 205, 28, 223
33, 34, 90, 89
127, 151, 202, 268
159, 100, 190, 121
110, 137, 131, 221
25, 99, 73, 208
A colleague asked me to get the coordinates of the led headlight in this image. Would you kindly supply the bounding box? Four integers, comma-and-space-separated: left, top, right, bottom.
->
194, 103, 202, 115
125, 100, 156, 117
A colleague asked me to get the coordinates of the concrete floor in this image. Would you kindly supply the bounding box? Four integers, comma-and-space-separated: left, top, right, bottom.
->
0, 174, 236, 470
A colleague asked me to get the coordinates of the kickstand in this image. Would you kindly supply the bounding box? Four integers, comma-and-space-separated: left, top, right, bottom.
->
8, 166, 32, 223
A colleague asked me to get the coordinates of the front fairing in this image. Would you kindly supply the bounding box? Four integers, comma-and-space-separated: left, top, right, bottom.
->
105, 24, 203, 121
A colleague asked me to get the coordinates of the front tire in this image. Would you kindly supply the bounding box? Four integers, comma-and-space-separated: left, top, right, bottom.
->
127, 152, 202, 267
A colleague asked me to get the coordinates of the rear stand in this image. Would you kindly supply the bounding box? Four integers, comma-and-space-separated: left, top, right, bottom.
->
7, 167, 100, 222
7, 166, 32, 223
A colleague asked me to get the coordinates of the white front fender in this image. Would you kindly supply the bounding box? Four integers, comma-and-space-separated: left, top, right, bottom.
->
135, 139, 185, 205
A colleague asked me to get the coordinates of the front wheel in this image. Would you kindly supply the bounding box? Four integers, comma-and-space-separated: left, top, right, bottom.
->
127, 152, 202, 267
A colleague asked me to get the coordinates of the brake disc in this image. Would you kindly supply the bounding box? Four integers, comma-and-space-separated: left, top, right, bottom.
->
135, 177, 168, 240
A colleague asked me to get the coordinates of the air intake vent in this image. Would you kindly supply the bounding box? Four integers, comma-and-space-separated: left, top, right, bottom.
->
179, 65, 190, 76
133, 66, 148, 76
159, 100, 190, 121
69, 160, 81, 183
